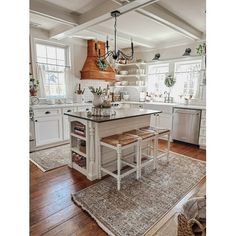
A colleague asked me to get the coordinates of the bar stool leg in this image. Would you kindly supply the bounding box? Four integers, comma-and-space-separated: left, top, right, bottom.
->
117, 144, 122, 191
153, 134, 158, 169
137, 138, 142, 179
98, 145, 102, 179
166, 132, 171, 163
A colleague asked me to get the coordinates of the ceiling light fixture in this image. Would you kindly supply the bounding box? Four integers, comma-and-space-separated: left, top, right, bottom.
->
95, 10, 134, 61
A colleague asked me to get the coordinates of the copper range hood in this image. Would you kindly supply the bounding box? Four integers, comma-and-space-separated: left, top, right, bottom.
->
80, 40, 115, 81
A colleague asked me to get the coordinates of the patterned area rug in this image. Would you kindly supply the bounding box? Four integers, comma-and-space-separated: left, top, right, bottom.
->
30, 144, 70, 172
72, 152, 206, 236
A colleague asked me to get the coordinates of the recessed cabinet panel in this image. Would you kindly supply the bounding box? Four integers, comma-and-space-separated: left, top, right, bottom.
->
35, 115, 63, 146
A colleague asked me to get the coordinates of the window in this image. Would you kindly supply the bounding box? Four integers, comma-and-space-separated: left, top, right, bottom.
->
147, 63, 169, 95
173, 60, 201, 99
35, 43, 68, 98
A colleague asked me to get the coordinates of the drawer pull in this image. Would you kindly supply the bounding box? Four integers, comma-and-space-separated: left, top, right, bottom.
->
45, 111, 51, 114
67, 109, 72, 112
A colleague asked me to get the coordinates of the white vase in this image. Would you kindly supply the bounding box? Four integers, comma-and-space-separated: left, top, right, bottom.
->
93, 94, 103, 107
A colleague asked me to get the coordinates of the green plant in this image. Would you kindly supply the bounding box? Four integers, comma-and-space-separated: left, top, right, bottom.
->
96, 58, 108, 71
164, 74, 176, 87
196, 43, 206, 56
30, 78, 39, 92
89, 86, 107, 95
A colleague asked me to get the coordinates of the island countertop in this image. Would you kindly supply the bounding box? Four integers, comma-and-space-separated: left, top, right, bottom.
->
64, 108, 161, 123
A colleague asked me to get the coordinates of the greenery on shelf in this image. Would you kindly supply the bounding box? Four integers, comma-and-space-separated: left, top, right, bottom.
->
196, 43, 206, 56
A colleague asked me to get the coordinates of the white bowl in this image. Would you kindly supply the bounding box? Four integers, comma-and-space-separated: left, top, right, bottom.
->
119, 70, 128, 75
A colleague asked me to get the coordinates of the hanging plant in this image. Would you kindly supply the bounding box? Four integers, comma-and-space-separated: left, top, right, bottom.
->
164, 74, 176, 88
96, 58, 108, 71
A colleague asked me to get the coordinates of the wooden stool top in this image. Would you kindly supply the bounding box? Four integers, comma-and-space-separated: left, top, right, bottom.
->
101, 133, 139, 147
140, 126, 170, 135
124, 129, 155, 139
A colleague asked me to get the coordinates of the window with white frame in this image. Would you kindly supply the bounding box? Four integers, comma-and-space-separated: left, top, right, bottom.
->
147, 63, 169, 95
173, 60, 202, 99
35, 42, 68, 98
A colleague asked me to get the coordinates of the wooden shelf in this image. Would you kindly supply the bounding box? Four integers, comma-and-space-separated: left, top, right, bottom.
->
71, 133, 86, 141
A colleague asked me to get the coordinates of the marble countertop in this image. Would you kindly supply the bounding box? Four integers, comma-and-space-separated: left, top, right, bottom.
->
30, 102, 92, 109
65, 108, 161, 123
120, 101, 206, 110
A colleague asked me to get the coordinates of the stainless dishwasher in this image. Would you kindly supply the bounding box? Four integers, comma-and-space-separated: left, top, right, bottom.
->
172, 108, 201, 145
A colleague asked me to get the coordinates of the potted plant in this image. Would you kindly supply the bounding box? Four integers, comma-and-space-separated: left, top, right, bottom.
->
29, 78, 39, 96
89, 86, 107, 107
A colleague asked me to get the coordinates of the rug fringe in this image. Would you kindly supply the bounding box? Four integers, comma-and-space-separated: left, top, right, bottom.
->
71, 194, 116, 236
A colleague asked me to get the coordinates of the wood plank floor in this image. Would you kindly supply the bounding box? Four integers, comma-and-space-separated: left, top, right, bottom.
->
30, 140, 206, 236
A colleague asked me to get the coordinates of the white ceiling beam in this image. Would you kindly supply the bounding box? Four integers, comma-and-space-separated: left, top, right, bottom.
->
86, 25, 155, 48
50, 0, 159, 40
30, 0, 79, 27
137, 4, 203, 40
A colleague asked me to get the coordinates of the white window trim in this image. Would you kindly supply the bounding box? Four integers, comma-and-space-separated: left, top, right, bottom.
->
33, 39, 70, 98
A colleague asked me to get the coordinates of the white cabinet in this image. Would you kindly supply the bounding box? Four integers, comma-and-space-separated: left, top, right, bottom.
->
35, 115, 63, 146
33, 105, 93, 147
143, 104, 173, 130
199, 109, 206, 149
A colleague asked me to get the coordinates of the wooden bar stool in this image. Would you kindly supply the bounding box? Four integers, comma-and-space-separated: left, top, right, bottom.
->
140, 126, 171, 165
123, 129, 156, 177
99, 133, 141, 191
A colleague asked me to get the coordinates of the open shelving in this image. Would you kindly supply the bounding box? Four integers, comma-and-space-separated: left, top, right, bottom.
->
70, 120, 88, 176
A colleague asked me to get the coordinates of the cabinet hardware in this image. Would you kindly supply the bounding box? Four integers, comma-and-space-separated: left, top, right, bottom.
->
67, 109, 72, 112
35, 120, 38, 122
45, 111, 51, 114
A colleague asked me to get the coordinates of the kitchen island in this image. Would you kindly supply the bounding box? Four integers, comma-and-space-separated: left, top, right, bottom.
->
65, 108, 161, 180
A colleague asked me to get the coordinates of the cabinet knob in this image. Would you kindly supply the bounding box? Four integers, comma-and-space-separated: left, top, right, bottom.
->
35, 120, 38, 122
45, 111, 51, 114
67, 109, 72, 112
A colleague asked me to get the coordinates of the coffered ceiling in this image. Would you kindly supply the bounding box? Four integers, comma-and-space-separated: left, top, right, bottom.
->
30, 0, 206, 49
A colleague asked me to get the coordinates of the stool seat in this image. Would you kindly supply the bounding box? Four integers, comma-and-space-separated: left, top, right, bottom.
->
124, 129, 155, 139
101, 133, 138, 147
140, 126, 170, 135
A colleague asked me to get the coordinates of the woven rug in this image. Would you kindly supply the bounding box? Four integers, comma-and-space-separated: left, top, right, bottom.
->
72, 152, 206, 236
30, 144, 70, 172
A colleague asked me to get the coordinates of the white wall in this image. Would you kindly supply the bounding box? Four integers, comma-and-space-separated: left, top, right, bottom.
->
30, 27, 87, 99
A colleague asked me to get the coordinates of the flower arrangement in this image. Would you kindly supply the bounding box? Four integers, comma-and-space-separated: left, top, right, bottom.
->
89, 86, 107, 95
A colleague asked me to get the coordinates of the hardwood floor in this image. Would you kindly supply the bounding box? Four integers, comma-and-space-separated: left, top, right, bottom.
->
30, 141, 206, 236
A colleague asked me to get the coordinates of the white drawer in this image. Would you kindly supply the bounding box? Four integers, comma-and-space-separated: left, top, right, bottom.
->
201, 118, 206, 128
63, 107, 77, 114
200, 127, 206, 136
199, 136, 206, 145
201, 110, 206, 118
34, 108, 61, 117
